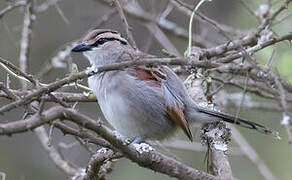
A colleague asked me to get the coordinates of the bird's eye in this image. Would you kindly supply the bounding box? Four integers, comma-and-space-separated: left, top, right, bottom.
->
91, 37, 127, 47
92, 38, 108, 47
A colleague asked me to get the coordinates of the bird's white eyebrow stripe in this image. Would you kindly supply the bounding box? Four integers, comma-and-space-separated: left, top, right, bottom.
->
95, 30, 118, 36
97, 32, 125, 40
83, 29, 118, 42
91, 32, 127, 45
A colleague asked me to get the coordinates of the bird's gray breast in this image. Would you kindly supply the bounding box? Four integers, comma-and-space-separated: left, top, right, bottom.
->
88, 70, 175, 140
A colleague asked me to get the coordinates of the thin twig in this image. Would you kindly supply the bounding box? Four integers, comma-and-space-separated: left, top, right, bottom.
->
34, 126, 81, 176
169, 0, 246, 36
54, 122, 114, 149
0, 107, 219, 180
273, 73, 292, 143
0, 57, 221, 114
34, 0, 61, 13
19, 0, 34, 89
123, 2, 212, 47
0, 82, 20, 100
237, 0, 259, 21
113, 0, 137, 49
54, 3, 70, 25
201, 122, 235, 179
145, 23, 181, 57
231, 126, 277, 180
234, 72, 249, 122
0, 1, 26, 19
83, 148, 121, 180
47, 122, 55, 147
0, 57, 36, 85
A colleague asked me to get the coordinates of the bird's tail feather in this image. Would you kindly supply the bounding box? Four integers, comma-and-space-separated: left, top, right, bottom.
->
196, 107, 279, 138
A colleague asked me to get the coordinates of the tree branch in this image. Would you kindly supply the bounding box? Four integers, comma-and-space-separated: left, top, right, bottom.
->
0, 106, 219, 180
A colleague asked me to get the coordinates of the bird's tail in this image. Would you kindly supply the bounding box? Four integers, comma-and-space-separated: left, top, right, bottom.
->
195, 106, 279, 138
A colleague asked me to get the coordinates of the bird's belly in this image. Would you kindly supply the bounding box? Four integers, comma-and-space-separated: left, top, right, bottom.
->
89, 73, 175, 140
99, 92, 148, 138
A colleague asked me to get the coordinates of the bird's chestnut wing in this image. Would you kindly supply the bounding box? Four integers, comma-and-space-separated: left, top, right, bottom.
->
128, 65, 193, 141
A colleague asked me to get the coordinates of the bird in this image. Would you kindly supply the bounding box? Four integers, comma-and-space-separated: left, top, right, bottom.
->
71, 29, 273, 142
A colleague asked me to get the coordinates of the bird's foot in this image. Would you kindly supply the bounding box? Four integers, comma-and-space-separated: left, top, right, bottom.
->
130, 137, 154, 154
131, 137, 146, 144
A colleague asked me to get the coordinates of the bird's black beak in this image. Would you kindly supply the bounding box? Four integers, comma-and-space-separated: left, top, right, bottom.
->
71, 43, 91, 52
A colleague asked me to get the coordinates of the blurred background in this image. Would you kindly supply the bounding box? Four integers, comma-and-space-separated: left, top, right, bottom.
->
0, 0, 292, 179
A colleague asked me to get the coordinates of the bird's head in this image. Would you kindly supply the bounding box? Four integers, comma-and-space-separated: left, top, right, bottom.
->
72, 29, 132, 65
